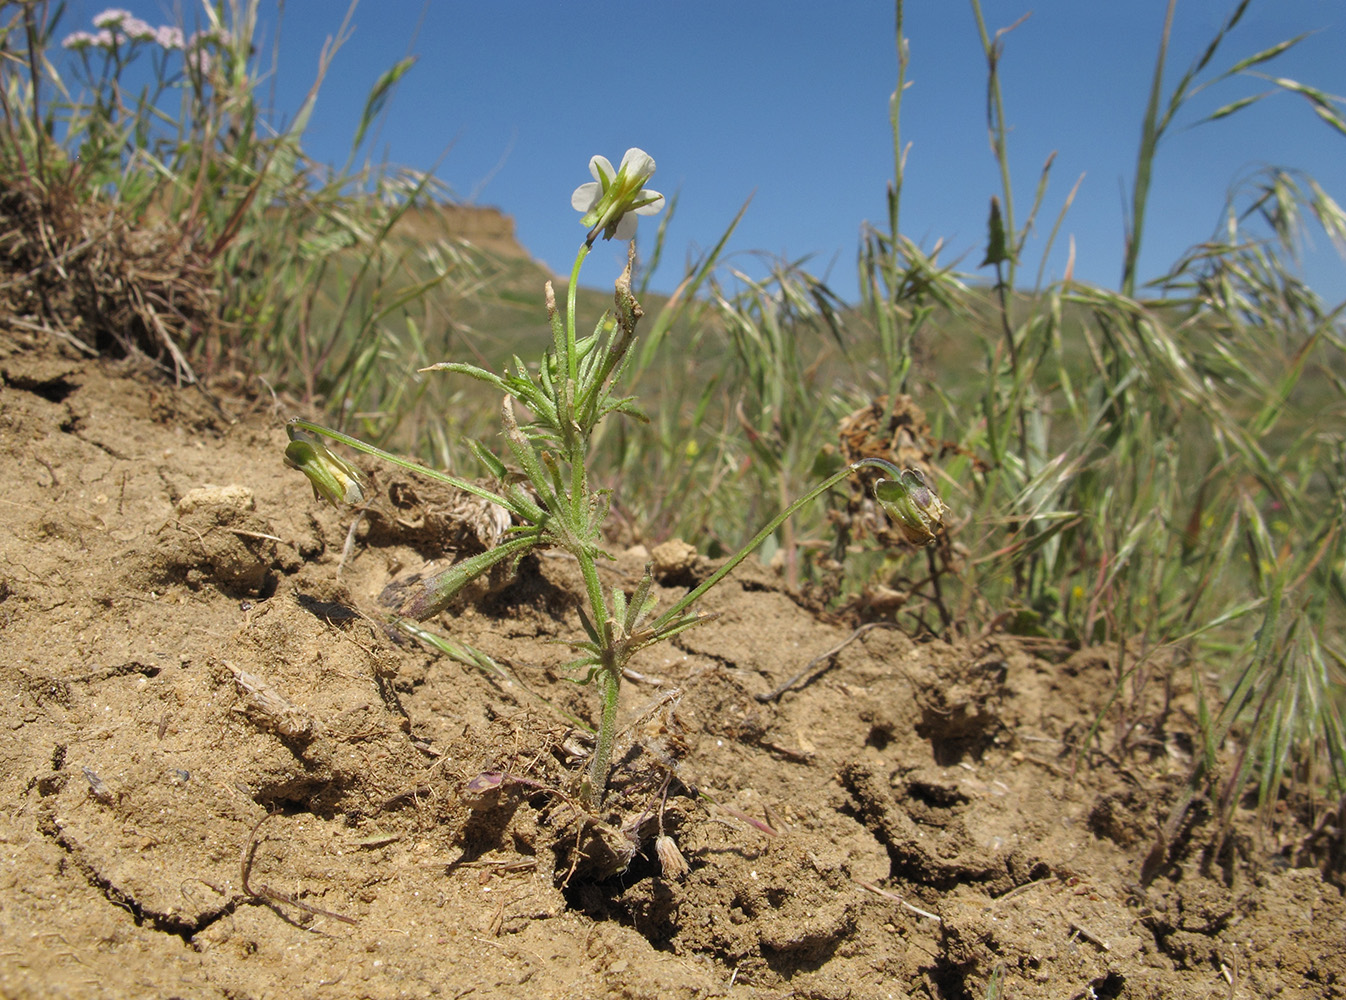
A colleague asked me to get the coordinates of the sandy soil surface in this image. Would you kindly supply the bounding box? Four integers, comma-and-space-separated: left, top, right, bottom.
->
2, 332, 1343, 999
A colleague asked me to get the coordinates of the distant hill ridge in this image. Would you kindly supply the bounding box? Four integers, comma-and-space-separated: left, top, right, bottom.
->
395, 202, 534, 262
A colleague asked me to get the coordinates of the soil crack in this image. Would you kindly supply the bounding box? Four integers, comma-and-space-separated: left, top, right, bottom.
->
37, 806, 236, 942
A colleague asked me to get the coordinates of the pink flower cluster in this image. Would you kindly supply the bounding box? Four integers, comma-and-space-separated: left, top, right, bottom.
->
61, 31, 110, 50
61, 9, 219, 57
94, 8, 154, 39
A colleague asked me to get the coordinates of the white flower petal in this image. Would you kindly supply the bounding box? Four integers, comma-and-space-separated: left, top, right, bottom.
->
588, 155, 615, 184
123, 16, 155, 39
633, 191, 665, 216
619, 148, 656, 178
571, 181, 600, 213
155, 26, 184, 49
612, 213, 638, 241
92, 9, 132, 28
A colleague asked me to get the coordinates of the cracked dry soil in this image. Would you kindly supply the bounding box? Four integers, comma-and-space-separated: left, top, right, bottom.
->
1, 334, 1344, 999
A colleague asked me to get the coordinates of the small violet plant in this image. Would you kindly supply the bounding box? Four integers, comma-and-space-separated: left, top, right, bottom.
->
285, 148, 948, 809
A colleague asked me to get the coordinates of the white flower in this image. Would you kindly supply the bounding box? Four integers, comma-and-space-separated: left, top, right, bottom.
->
62, 30, 99, 49
188, 27, 231, 48
185, 48, 214, 76
155, 25, 184, 50
92, 9, 133, 28
571, 147, 665, 243
121, 17, 156, 41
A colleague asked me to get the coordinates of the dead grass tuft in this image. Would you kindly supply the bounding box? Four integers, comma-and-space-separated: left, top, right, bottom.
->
0, 176, 217, 384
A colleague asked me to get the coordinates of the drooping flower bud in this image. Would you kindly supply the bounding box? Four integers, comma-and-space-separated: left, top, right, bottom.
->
873, 468, 948, 546
284, 424, 364, 506
655, 834, 690, 879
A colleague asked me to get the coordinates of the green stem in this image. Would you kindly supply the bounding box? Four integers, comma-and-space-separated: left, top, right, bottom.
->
890, 0, 906, 243
970, 0, 1018, 291
565, 245, 588, 386
1122, 0, 1176, 298
554, 244, 590, 461
583, 653, 623, 810
575, 549, 610, 644
574, 546, 615, 810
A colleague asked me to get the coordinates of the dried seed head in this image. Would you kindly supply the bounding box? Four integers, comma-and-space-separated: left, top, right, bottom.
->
655, 834, 689, 879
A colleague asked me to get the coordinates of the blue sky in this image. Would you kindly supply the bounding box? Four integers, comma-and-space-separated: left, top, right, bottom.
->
63, 1, 1346, 303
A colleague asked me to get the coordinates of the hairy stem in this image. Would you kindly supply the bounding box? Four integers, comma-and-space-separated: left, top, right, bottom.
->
584, 651, 624, 810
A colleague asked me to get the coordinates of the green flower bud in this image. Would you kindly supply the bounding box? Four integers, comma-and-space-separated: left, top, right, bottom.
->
873, 468, 948, 546
284, 426, 364, 506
